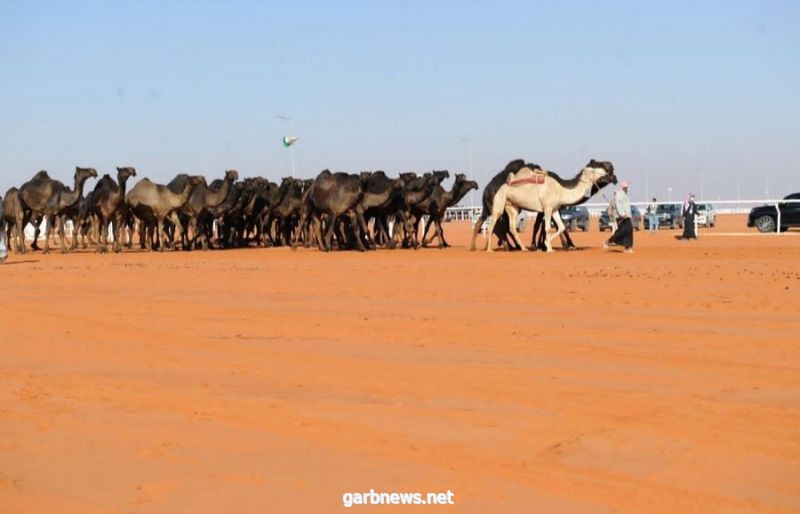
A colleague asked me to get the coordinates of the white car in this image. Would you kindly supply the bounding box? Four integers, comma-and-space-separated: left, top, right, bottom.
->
696, 203, 716, 227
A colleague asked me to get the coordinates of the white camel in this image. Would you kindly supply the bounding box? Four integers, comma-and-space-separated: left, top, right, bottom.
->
485, 160, 615, 252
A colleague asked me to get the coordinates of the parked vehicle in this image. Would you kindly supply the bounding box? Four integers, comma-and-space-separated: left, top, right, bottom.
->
645, 204, 683, 230
696, 203, 716, 227
747, 193, 800, 233
559, 205, 590, 231
599, 205, 642, 231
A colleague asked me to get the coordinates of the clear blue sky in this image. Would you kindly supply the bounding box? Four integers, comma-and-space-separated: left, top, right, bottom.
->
1, 0, 798, 202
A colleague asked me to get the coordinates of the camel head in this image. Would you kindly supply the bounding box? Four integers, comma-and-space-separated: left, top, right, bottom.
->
189, 175, 206, 186
584, 159, 617, 185
75, 167, 99, 183
359, 171, 372, 187
224, 169, 239, 182
454, 173, 479, 193
393, 176, 406, 190
116, 166, 137, 182
399, 172, 418, 183
431, 170, 450, 184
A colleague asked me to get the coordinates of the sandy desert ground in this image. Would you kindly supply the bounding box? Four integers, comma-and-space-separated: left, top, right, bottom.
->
1, 214, 799, 514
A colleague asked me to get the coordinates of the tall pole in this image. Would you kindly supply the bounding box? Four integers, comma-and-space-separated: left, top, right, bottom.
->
460, 137, 475, 218
700, 170, 704, 201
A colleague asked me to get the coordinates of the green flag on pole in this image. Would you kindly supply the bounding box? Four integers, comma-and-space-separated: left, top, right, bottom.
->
282, 136, 298, 147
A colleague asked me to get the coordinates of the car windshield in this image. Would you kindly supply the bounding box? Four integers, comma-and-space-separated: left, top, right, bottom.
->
656, 205, 678, 213
784, 193, 800, 200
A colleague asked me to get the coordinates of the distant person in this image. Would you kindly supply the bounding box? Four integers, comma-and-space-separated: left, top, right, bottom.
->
680, 193, 698, 240
604, 181, 634, 253
647, 197, 659, 231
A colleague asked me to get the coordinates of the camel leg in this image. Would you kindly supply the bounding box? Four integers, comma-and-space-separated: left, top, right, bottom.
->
379, 216, 395, 249
542, 209, 554, 253
431, 216, 448, 249
30, 216, 42, 251
485, 188, 510, 252
470, 209, 489, 251
292, 207, 309, 249
156, 215, 167, 252
348, 211, 368, 252
549, 210, 567, 251
13, 209, 26, 254
138, 220, 147, 250
113, 215, 124, 253
71, 216, 80, 251
504, 205, 528, 251
356, 209, 373, 250
543, 209, 566, 253
313, 215, 325, 251
421, 216, 434, 246
56, 215, 68, 253
322, 213, 337, 251
98, 217, 109, 253
422, 216, 437, 247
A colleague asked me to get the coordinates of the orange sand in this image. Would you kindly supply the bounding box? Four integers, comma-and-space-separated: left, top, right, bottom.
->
1, 214, 799, 513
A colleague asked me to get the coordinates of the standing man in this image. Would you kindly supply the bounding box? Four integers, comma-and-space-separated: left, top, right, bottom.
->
680, 193, 698, 240
604, 181, 634, 253
647, 197, 659, 231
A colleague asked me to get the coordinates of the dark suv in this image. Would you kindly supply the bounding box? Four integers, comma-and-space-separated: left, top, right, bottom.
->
653, 204, 683, 229
747, 193, 800, 232
559, 205, 590, 231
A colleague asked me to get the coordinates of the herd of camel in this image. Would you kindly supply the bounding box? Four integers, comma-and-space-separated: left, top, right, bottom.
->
0, 158, 616, 258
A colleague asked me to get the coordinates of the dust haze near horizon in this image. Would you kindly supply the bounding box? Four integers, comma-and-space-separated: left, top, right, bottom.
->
1, 1, 798, 203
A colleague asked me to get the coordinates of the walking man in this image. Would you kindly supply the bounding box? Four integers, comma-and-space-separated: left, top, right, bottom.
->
647, 197, 659, 231
604, 181, 634, 253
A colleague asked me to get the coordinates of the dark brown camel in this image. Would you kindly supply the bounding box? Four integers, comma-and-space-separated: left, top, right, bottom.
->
2, 188, 30, 254
393, 171, 449, 248
178, 169, 239, 250
358, 171, 406, 248
18, 167, 98, 253
268, 178, 307, 247
126, 175, 205, 251
418, 173, 479, 248
86, 166, 138, 253
294, 170, 370, 252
